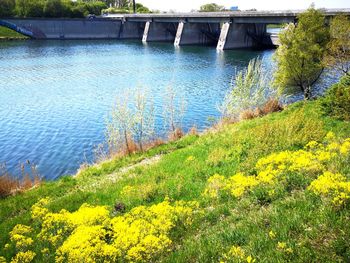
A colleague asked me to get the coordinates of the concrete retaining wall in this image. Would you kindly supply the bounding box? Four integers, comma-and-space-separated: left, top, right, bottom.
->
3, 18, 122, 39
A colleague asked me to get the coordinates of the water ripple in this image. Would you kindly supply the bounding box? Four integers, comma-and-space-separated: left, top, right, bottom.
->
0, 40, 274, 180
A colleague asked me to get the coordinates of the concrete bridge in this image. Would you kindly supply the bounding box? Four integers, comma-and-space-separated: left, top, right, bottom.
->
1, 9, 349, 50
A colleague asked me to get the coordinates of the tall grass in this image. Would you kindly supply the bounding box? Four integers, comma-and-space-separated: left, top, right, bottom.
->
0, 162, 41, 198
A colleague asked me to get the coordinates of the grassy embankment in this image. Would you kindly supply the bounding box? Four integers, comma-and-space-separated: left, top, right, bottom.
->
0, 26, 28, 40
1, 99, 350, 262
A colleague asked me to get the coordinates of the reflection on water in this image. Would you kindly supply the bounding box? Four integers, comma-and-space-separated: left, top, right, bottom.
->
0, 40, 336, 179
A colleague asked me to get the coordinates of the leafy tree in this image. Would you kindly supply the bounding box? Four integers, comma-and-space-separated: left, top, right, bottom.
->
163, 86, 186, 139
133, 89, 155, 151
219, 58, 276, 119
26, 0, 45, 17
70, 4, 87, 18
136, 3, 150, 13
106, 89, 155, 155
0, 0, 15, 17
325, 15, 350, 76
114, 0, 129, 9
273, 8, 329, 100
320, 74, 350, 121
85, 1, 107, 15
44, 0, 68, 17
15, 0, 29, 17
199, 3, 225, 12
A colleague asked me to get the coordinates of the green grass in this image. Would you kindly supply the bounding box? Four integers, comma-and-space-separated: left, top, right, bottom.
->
1, 99, 350, 262
267, 24, 284, 29
0, 26, 28, 39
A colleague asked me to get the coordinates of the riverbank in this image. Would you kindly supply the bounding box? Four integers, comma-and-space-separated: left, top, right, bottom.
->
1, 95, 350, 261
0, 26, 27, 40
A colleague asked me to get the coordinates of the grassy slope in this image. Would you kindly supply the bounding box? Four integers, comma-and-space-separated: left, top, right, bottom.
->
1, 100, 350, 262
0, 26, 28, 39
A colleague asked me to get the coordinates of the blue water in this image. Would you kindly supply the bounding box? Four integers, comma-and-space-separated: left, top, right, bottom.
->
0, 40, 276, 179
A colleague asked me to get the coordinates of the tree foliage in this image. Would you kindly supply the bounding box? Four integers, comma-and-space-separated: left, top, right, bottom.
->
199, 3, 225, 12
320, 74, 350, 121
163, 86, 186, 139
1, 0, 107, 18
273, 8, 329, 100
219, 58, 276, 119
106, 89, 155, 155
325, 15, 350, 76
0, 0, 15, 17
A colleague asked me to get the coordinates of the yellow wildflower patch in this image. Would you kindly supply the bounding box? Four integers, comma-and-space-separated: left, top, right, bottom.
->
221, 245, 255, 263
276, 242, 293, 254
203, 174, 227, 198
225, 173, 259, 198
9, 224, 33, 250
10, 251, 36, 263
308, 171, 350, 206
10, 199, 199, 263
204, 135, 350, 200
31, 197, 50, 221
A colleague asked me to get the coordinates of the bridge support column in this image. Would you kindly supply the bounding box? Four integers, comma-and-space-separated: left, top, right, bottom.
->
143, 21, 178, 42
142, 21, 151, 42
174, 21, 220, 46
217, 23, 270, 50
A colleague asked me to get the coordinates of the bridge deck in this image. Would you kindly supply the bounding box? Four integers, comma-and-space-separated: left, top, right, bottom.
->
106, 9, 350, 20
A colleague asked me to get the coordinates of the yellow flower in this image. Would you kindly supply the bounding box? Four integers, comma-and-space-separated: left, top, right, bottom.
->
285, 247, 294, 254
31, 197, 50, 220
277, 242, 287, 250
27, 199, 199, 263
186, 155, 195, 162
227, 245, 245, 259
325, 131, 335, 141
305, 140, 320, 150
121, 185, 135, 196
340, 140, 350, 155
268, 190, 275, 197
246, 255, 256, 263
269, 230, 276, 239
9, 224, 33, 250
203, 174, 227, 198
225, 173, 259, 198
10, 251, 36, 263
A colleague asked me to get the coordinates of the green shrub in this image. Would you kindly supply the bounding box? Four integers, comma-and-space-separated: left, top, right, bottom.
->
102, 7, 129, 14
0, 0, 15, 17
320, 75, 350, 121
25, 0, 45, 17
85, 1, 107, 15
70, 5, 86, 18
44, 0, 68, 17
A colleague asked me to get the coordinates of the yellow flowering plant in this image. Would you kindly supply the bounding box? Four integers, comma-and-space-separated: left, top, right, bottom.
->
204, 134, 350, 202
308, 171, 350, 207
7, 198, 200, 263
220, 245, 256, 263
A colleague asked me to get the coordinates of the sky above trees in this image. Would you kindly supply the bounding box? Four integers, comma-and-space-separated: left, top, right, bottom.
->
138, 0, 349, 12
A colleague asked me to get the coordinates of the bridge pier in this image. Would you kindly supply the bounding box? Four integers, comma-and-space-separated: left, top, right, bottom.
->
174, 21, 220, 47
142, 21, 178, 42
217, 22, 271, 50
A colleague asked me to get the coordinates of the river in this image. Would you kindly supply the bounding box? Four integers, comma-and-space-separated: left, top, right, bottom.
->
0, 40, 335, 180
